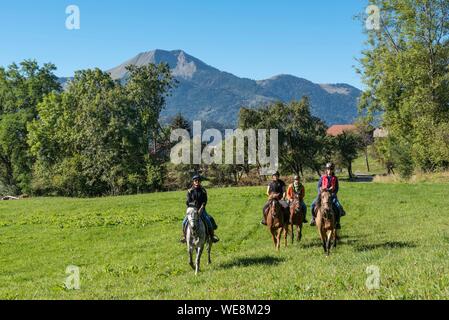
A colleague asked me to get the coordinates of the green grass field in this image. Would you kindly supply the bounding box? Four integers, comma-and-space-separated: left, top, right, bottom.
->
1, 182, 449, 300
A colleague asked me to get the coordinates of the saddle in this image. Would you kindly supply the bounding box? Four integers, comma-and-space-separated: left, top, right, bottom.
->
183, 214, 217, 236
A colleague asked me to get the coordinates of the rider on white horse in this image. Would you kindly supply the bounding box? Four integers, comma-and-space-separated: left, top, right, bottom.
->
180, 175, 220, 243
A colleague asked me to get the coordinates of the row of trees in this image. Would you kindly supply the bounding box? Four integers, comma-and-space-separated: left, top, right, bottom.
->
239, 98, 365, 180
359, 0, 449, 178
0, 61, 176, 196
0, 59, 368, 196
166, 98, 368, 189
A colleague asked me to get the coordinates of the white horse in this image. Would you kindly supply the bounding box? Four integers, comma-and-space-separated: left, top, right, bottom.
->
186, 206, 212, 275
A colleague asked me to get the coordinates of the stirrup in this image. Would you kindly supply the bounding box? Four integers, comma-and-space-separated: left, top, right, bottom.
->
212, 235, 220, 243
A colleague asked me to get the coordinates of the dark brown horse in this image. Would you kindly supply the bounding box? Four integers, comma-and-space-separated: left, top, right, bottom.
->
315, 190, 337, 256
289, 194, 304, 244
265, 194, 289, 251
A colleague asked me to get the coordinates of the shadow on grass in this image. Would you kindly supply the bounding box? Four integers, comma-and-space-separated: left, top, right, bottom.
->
219, 256, 285, 269
299, 238, 359, 249
298, 233, 361, 249
354, 241, 416, 252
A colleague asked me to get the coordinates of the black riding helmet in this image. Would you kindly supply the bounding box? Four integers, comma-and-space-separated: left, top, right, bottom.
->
192, 175, 202, 182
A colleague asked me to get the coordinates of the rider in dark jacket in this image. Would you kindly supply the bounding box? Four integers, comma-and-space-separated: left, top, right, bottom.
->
261, 171, 287, 225
181, 175, 220, 243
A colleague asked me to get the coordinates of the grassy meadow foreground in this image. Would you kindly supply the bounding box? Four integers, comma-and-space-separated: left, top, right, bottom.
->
0, 182, 449, 300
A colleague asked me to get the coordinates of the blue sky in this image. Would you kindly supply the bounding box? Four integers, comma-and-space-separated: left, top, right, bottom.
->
0, 0, 369, 88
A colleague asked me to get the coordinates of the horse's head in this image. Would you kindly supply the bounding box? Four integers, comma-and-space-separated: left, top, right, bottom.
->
292, 194, 300, 208
269, 197, 282, 219
320, 190, 333, 218
186, 207, 200, 232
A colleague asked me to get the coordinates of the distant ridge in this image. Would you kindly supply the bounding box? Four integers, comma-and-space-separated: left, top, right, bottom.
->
64, 49, 362, 126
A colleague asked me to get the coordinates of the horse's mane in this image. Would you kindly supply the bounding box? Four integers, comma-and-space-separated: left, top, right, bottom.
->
316, 190, 331, 212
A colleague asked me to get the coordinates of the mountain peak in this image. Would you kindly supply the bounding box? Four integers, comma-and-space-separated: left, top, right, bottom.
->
102, 49, 362, 126
108, 49, 215, 80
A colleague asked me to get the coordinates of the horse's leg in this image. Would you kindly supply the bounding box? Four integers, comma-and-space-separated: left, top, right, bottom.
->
271, 229, 277, 249
299, 209, 304, 242
189, 246, 195, 270
275, 229, 280, 251
333, 229, 337, 248
317, 219, 326, 253
195, 246, 204, 276
322, 236, 327, 254
284, 225, 288, 248
291, 222, 295, 244
208, 240, 212, 265
326, 230, 332, 256
320, 228, 327, 254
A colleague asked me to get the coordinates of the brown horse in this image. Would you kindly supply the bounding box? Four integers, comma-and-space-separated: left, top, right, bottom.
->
315, 190, 337, 256
265, 194, 289, 251
289, 194, 304, 244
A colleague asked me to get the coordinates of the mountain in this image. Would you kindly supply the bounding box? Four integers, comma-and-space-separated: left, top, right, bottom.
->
68, 49, 362, 127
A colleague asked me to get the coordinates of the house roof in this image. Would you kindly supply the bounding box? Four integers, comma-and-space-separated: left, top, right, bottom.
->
326, 124, 357, 137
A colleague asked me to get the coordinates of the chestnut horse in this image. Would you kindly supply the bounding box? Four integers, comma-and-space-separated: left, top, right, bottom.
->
265, 194, 289, 251
289, 194, 304, 244
315, 190, 337, 256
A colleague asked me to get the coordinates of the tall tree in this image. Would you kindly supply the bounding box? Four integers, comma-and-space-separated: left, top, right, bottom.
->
332, 132, 363, 179
29, 66, 176, 196
358, 0, 449, 175
0, 61, 60, 194
125, 63, 177, 154
239, 98, 330, 178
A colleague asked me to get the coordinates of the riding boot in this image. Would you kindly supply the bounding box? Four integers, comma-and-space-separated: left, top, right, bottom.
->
336, 213, 342, 230
210, 230, 220, 243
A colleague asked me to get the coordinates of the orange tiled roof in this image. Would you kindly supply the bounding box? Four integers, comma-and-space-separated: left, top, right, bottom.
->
327, 124, 357, 137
